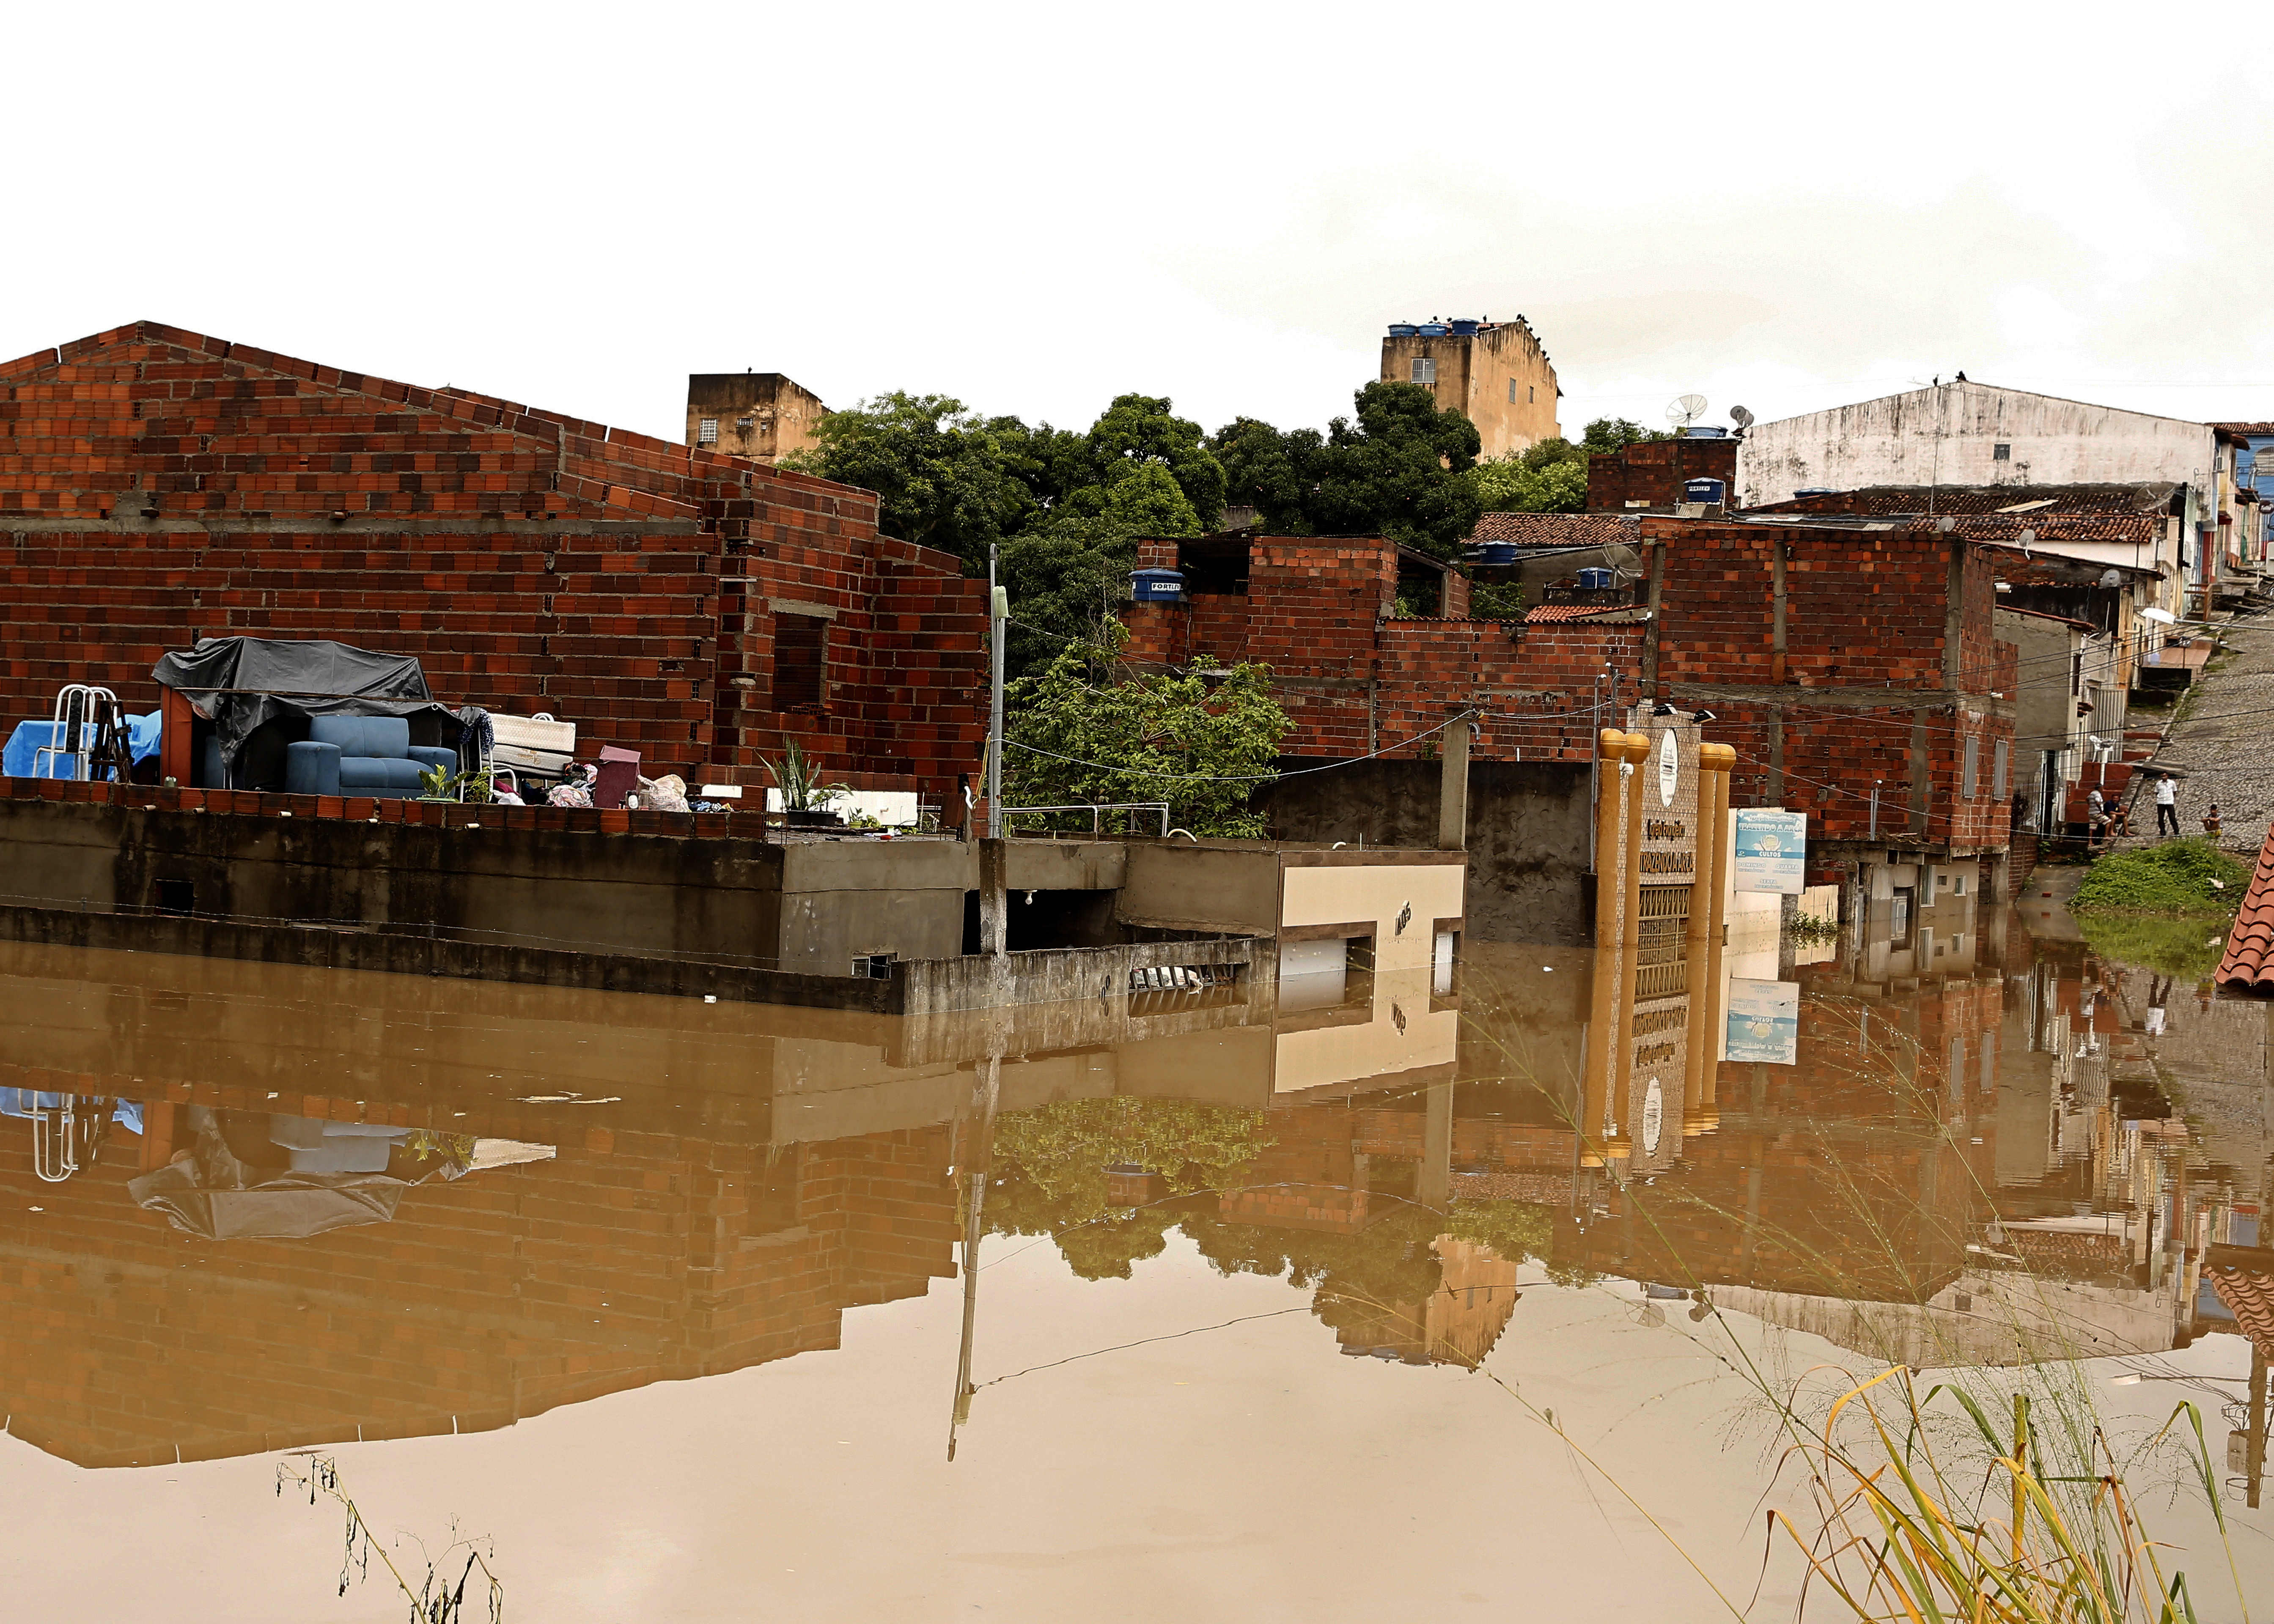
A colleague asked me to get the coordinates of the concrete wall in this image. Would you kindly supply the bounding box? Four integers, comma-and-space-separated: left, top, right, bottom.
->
1378, 321, 1560, 459
1116, 842, 1283, 934
1739, 383, 2216, 508
1258, 759, 1595, 945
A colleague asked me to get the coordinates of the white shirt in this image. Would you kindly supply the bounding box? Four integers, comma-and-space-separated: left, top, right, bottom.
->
2156, 778, 2176, 806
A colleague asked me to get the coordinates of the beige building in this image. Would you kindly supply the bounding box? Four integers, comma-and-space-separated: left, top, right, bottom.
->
684, 372, 828, 464
1379, 317, 1560, 458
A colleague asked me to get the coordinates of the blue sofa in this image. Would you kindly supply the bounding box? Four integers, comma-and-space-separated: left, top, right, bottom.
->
283, 716, 457, 797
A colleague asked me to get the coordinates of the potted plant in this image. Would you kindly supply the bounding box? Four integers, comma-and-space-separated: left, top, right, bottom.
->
761, 739, 849, 828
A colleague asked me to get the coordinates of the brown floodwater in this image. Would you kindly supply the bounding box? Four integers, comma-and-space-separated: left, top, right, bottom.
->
0, 904, 2267, 1622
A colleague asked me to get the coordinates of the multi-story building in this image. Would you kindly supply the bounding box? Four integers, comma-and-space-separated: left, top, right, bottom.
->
1378, 316, 1559, 459
685, 370, 828, 465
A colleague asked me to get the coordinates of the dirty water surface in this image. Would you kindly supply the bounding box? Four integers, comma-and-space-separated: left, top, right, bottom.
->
0, 898, 2267, 1622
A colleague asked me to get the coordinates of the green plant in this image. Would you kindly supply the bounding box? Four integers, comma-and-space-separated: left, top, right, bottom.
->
2076, 912, 2231, 977
1003, 623, 1290, 837
416, 762, 489, 803
759, 738, 847, 813
1790, 912, 1843, 946
1774, 1373, 2241, 1624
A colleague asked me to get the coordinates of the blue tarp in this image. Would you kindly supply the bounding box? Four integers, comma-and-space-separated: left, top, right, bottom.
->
3, 712, 162, 778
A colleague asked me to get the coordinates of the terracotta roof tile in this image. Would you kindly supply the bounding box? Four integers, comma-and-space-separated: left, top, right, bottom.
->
1470, 511, 1640, 548
2205, 1257, 2274, 1361
2214, 822, 2274, 990
2209, 422, 2274, 436
1524, 604, 1626, 623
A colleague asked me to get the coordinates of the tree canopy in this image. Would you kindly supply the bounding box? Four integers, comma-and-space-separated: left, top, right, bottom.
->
1002, 626, 1289, 837
1208, 381, 1484, 558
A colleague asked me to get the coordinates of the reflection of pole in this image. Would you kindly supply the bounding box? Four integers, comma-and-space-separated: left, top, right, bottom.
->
948, 1048, 1003, 1462
1684, 741, 1733, 1136
1418, 1079, 1452, 1211
2248, 1345, 2266, 1510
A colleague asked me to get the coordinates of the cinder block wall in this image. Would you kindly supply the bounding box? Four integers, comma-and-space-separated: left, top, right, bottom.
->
0, 323, 985, 792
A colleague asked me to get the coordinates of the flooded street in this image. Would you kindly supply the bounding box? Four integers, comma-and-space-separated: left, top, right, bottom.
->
0, 897, 2268, 1622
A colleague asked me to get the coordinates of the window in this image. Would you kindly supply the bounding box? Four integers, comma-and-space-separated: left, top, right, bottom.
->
1993, 442, 2011, 461
1993, 739, 2009, 801
1411, 357, 1435, 385
771, 612, 828, 711
1964, 735, 1979, 798
698, 417, 719, 445
1508, 377, 1520, 404
1529, 385, 1535, 403
1952, 873, 1967, 897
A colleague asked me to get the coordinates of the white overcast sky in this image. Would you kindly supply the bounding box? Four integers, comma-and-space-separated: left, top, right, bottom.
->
6, 1, 2270, 444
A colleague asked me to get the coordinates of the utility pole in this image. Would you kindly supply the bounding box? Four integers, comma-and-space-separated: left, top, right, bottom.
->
987, 545, 1007, 840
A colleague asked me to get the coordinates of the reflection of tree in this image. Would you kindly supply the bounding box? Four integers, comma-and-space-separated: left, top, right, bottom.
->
1185, 1198, 1554, 1333
985, 1097, 1272, 1280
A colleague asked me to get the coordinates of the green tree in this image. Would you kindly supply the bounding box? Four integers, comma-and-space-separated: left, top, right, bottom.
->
1310, 382, 1484, 557
996, 519, 1134, 684
1207, 384, 1483, 557
1003, 625, 1290, 837
781, 392, 1035, 571
1473, 435, 1589, 514
1211, 415, 1319, 532
1580, 417, 1671, 457
1075, 393, 1226, 529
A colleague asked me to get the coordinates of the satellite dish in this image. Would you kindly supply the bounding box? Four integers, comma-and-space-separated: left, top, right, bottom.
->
1666, 393, 1708, 429
1729, 405, 1755, 430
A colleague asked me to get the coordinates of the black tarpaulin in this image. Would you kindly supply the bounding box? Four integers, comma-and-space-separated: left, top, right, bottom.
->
150, 636, 456, 768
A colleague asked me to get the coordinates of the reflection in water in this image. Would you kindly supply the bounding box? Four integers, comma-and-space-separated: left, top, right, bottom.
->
0, 886, 2267, 1613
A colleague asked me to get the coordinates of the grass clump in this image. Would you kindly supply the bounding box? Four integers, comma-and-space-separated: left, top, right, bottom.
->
2076, 913, 2230, 978
2070, 838, 2247, 917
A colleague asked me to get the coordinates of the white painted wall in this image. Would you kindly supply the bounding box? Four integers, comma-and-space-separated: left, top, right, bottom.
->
1738, 382, 2215, 508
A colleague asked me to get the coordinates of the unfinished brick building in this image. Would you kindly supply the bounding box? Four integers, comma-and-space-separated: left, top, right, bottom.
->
0, 322, 985, 796
1121, 517, 2017, 931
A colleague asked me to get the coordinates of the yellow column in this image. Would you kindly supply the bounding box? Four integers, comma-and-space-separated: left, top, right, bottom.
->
1604, 731, 1651, 1167
1581, 728, 1630, 1168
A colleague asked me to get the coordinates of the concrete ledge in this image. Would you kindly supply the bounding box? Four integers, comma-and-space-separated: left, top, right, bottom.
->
0, 903, 895, 1012
894, 936, 1260, 1016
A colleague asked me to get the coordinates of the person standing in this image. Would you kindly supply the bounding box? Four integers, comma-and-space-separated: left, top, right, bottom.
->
2154, 772, 2180, 839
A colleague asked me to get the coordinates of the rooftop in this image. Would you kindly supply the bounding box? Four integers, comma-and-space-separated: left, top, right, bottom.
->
1470, 511, 1640, 548
2216, 823, 2274, 992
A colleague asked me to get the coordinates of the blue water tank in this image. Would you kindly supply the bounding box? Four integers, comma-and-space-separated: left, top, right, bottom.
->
1387, 323, 1418, 337
1129, 568, 1186, 604
1416, 323, 1448, 337
1795, 487, 1837, 499
1683, 425, 1728, 439
1683, 478, 1727, 505
1449, 319, 1479, 336
1577, 567, 1615, 590
1473, 542, 1519, 567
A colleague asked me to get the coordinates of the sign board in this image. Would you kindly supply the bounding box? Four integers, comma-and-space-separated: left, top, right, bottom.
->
1725, 978, 1799, 1065
1732, 808, 1807, 894
1629, 708, 1699, 885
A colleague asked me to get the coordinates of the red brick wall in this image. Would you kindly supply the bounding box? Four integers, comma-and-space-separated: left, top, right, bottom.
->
0, 323, 985, 792
1650, 519, 2015, 848
1587, 436, 1736, 510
